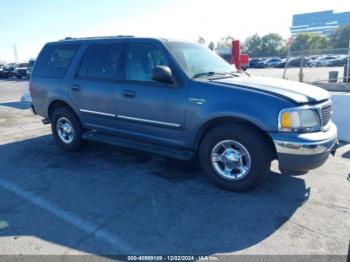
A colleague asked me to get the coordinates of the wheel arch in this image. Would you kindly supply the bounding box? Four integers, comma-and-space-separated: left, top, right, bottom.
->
194, 116, 277, 160
48, 99, 79, 121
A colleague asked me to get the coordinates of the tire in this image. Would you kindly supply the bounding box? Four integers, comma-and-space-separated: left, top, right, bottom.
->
199, 124, 271, 192
51, 107, 86, 151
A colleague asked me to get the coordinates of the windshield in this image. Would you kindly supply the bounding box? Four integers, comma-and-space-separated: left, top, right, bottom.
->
165, 42, 237, 78
18, 63, 29, 67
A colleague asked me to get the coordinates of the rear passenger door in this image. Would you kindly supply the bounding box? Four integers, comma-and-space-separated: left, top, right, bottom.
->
69, 42, 122, 132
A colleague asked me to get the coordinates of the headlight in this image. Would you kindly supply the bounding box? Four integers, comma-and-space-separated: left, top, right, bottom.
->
279, 108, 320, 132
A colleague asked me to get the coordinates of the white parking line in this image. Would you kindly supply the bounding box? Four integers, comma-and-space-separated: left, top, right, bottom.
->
0, 178, 135, 254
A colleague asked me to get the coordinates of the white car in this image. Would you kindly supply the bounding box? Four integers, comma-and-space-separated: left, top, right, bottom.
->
308, 56, 338, 67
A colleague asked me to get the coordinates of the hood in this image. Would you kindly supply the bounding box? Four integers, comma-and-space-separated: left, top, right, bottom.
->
211, 75, 330, 104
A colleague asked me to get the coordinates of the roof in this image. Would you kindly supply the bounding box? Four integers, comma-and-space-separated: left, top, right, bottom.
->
61, 35, 135, 41
53, 35, 170, 44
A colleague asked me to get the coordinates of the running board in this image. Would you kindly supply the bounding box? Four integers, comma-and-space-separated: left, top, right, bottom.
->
82, 131, 194, 160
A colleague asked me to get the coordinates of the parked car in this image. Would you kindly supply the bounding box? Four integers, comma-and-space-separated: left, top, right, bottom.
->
249, 58, 265, 68
0, 64, 5, 78
27, 59, 36, 77
1, 64, 17, 78
327, 55, 350, 67
264, 58, 282, 68
15, 63, 30, 79
308, 56, 338, 67
306, 55, 319, 61
277, 57, 309, 68
30, 37, 338, 192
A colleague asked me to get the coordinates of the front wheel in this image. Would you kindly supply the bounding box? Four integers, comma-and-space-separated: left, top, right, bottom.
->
199, 124, 271, 192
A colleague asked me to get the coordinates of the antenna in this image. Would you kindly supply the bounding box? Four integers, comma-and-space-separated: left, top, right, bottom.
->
13, 44, 19, 63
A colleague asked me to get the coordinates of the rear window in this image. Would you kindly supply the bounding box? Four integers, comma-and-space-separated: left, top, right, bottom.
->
32, 44, 80, 78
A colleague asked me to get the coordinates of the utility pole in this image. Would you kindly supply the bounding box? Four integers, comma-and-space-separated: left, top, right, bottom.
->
299, 52, 304, 82
346, 35, 350, 83
13, 44, 19, 63
283, 37, 294, 79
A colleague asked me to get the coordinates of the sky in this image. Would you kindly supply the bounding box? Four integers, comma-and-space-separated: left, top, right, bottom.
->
0, 0, 349, 62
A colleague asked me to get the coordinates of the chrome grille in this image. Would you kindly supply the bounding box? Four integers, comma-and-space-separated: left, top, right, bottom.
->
321, 103, 332, 127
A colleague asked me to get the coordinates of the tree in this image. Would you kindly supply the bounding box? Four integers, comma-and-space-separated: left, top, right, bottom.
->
243, 34, 262, 57
290, 32, 329, 52
243, 33, 286, 57
261, 33, 286, 57
330, 24, 350, 49
216, 35, 234, 49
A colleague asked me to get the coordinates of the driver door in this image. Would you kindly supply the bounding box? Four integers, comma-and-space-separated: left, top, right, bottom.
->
116, 42, 187, 146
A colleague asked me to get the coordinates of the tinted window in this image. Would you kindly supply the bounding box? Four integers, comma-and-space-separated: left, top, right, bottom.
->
33, 44, 80, 78
78, 43, 121, 81
124, 43, 169, 82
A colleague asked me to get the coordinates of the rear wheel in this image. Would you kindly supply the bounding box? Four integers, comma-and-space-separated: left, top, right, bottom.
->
199, 124, 271, 191
51, 107, 86, 151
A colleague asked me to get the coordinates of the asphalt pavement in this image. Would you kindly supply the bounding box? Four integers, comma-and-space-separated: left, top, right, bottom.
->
0, 79, 349, 258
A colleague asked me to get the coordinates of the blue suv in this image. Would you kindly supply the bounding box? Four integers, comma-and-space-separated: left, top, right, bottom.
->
30, 36, 338, 191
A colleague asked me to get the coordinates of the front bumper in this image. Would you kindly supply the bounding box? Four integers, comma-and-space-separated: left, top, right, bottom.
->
270, 122, 338, 172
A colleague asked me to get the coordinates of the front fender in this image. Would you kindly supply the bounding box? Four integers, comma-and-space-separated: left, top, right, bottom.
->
182, 81, 296, 149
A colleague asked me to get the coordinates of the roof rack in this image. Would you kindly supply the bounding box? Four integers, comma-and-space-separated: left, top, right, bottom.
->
61, 35, 135, 41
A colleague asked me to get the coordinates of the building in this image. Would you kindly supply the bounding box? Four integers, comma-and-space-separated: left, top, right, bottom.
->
290, 10, 350, 37
216, 48, 232, 63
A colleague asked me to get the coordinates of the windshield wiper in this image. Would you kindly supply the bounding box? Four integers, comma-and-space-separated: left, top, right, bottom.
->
225, 71, 242, 77
192, 72, 226, 79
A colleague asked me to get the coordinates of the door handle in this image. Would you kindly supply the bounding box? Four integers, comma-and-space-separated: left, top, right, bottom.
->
123, 90, 135, 98
71, 84, 81, 91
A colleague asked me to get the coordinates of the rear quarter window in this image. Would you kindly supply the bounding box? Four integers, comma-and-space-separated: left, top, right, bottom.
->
32, 43, 80, 78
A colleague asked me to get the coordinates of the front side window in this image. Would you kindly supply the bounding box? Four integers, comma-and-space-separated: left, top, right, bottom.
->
124, 43, 169, 82
165, 42, 236, 78
33, 44, 80, 78
78, 43, 121, 81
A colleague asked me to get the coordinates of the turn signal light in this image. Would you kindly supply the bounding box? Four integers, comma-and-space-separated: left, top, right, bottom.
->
281, 112, 292, 128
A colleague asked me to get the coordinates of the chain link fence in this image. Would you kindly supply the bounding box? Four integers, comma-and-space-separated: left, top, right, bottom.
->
283, 48, 350, 84
247, 48, 350, 90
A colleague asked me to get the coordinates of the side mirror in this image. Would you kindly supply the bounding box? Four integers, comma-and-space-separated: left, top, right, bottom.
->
152, 66, 173, 84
